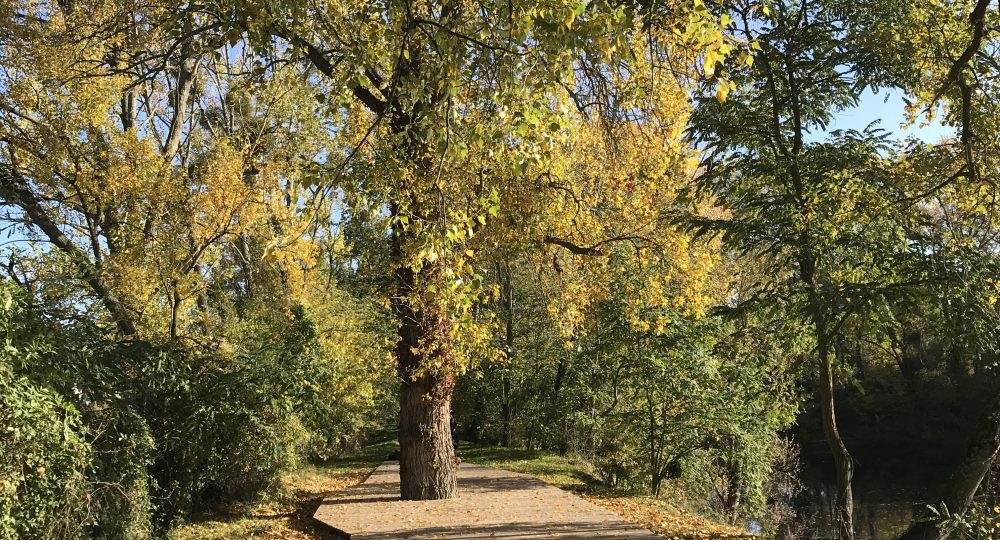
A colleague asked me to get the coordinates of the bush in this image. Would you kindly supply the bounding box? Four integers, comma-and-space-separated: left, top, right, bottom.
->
95, 339, 312, 530
85, 407, 155, 540
0, 364, 91, 540
0, 281, 334, 537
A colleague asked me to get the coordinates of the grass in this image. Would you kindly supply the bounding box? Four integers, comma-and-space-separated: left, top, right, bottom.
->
458, 443, 602, 490
170, 440, 753, 540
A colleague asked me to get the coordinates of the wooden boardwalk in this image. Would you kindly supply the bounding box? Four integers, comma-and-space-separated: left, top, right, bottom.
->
313, 461, 662, 539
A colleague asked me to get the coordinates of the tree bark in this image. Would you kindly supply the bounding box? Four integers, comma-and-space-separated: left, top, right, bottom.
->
501, 374, 513, 447
398, 367, 457, 500
801, 246, 854, 539
900, 325, 924, 378
288, 15, 460, 501
818, 333, 854, 540
900, 392, 1000, 540
162, 40, 196, 162
169, 280, 181, 341
392, 228, 457, 500
552, 355, 568, 403
648, 393, 663, 497
724, 460, 742, 523
501, 262, 514, 447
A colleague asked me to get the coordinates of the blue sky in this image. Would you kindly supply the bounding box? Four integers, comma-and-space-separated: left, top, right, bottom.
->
811, 88, 953, 144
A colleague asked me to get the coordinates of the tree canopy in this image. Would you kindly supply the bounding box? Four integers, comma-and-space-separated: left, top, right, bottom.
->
3, 0, 1000, 539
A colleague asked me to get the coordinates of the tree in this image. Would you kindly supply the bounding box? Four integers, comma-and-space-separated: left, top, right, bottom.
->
687, 1, 926, 536
874, 1, 1000, 536
0, 0, 686, 501
0, 0, 329, 343
590, 250, 797, 500
200, 0, 735, 499
1, 3, 393, 530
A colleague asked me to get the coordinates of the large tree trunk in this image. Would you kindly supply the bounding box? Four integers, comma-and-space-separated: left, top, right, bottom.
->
392, 227, 457, 500
818, 335, 855, 540
284, 16, 460, 501
900, 392, 1000, 540
398, 368, 457, 500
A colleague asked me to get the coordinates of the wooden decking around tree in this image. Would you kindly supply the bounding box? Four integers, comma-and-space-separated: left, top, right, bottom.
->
313, 461, 663, 539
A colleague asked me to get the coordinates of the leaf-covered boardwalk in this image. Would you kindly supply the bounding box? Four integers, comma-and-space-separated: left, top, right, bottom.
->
313, 461, 662, 539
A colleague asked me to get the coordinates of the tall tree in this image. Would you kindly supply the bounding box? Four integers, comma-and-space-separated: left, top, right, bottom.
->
883, 1, 1000, 536
0, 1, 328, 343
205, 0, 733, 499
688, 0, 922, 536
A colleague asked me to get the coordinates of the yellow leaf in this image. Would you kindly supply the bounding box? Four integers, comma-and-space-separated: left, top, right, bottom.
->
715, 84, 729, 102
704, 49, 717, 68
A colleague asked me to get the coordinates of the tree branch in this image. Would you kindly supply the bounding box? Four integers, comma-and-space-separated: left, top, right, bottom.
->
0, 167, 137, 336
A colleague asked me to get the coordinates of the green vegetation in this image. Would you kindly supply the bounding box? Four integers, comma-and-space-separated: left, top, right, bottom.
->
461, 444, 601, 490
2, 1, 1000, 539
0, 280, 389, 539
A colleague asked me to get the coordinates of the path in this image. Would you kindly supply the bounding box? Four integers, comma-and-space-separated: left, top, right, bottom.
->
313, 461, 662, 539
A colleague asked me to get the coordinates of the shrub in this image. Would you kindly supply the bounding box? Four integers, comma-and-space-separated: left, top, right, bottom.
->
85, 407, 155, 540
0, 279, 373, 538
93, 339, 310, 530
0, 364, 91, 540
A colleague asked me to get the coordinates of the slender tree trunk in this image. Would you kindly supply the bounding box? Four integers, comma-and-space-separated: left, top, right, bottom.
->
548, 352, 571, 454
552, 356, 567, 402
469, 379, 486, 443
725, 467, 742, 523
900, 325, 924, 378
900, 392, 1000, 540
818, 333, 854, 540
501, 375, 513, 447
169, 280, 181, 341
647, 392, 661, 496
501, 263, 514, 447
2, 173, 137, 336
799, 231, 854, 539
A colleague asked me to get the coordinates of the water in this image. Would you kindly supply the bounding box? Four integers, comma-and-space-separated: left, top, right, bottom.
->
784, 480, 931, 539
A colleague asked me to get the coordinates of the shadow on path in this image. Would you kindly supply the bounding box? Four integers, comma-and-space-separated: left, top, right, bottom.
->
313, 461, 662, 539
